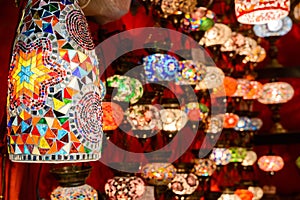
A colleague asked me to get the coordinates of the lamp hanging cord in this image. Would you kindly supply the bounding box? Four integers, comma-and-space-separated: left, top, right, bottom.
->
36, 164, 43, 200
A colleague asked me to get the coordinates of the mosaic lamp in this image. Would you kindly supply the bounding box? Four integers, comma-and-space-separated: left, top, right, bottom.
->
258, 82, 294, 133
199, 23, 232, 47
229, 147, 247, 163
192, 158, 217, 177
159, 109, 188, 132
241, 151, 258, 167
209, 148, 232, 166
102, 102, 124, 131
141, 162, 177, 186
7, 0, 104, 162
106, 75, 143, 104
50, 165, 98, 200
218, 192, 241, 200
258, 155, 284, 174
234, 0, 290, 25
248, 186, 264, 200
253, 16, 293, 38
175, 60, 207, 85
168, 164, 199, 199
143, 53, 179, 83
234, 189, 254, 200
181, 102, 209, 122
105, 176, 146, 200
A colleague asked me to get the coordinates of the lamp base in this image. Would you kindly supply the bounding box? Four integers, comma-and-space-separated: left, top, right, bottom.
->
270, 122, 287, 134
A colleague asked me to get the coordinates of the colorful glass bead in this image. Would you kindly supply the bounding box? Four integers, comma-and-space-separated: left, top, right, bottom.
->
258, 82, 294, 104
106, 75, 143, 104
7, 0, 103, 162
141, 163, 176, 186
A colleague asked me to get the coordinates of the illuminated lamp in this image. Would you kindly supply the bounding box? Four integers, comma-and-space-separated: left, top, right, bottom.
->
7, 0, 103, 162
102, 102, 124, 131
258, 155, 284, 174
234, 0, 290, 25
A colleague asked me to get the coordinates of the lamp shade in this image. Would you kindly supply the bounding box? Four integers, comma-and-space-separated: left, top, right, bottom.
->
143, 53, 179, 82
102, 102, 124, 131
234, 0, 290, 25
221, 32, 246, 52
125, 104, 162, 130
248, 186, 264, 200
176, 60, 206, 85
141, 162, 176, 186
249, 118, 263, 131
258, 155, 284, 172
229, 147, 247, 163
258, 82, 294, 104
180, 7, 215, 32
196, 66, 225, 90
234, 117, 252, 131
106, 75, 143, 104
168, 173, 199, 196
205, 115, 224, 134
159, 109, 188, 131
181, 102, 209, 122
234, 189, 254, 200
199, 23, 232, 47
218, 193, 241, 200
50, 166, 98, 200
253, 16, 293, 37
7, 0, 103, 162
160, 0, 197, 16
224, 113, 239, 129
209, 148, 232, 165
242, 151, 257, 166
192, 158, 217, 177
105, 176, 145, 200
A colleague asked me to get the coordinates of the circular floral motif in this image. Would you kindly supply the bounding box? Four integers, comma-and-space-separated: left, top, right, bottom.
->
72, 84, 102, 145
66, 10, 94, 50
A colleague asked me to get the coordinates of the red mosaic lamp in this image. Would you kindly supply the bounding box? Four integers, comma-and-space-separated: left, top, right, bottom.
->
102, 102, 124, 131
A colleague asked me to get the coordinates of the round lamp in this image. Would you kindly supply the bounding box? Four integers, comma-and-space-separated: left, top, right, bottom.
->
258, 155, 284, 173
235, 0, 290, 25
102, 102, 124, 131
209, 148, 232, 166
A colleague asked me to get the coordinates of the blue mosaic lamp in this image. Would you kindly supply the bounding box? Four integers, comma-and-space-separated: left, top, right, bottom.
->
7, 0, 104, 162
143, 53, 179, 82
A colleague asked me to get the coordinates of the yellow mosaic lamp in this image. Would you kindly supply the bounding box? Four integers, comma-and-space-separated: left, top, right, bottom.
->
7, 0, 104, 162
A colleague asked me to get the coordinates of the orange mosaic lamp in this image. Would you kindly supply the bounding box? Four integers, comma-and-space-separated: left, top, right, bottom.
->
7, 0, 104, 162
102, 102, 124, 131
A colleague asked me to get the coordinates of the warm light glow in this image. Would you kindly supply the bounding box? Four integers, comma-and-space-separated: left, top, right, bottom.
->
234, 189, 254, 200
192, 158, 217, 176
141, 163, 176, 186
218, 193, 241, 200
242, 151, 258, 166
199, 23, 232, 46
224, 113, 239, 128
160, 109, 188, 131
181, 102, 209, 122
230, 147, 247, 163
209, 148, 232, 165
176, 60, 207, 85
105, 176, 145, 200
196, 66, 225, 90
258, 82, 294, 104
258, 155, 284, 172
102, 102, 124, 131
168, 173, 199, 196
235, 0, 290, 25
248, 186, 264, 200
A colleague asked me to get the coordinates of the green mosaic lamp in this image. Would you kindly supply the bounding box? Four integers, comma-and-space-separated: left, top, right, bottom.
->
7, 0, 104, 163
